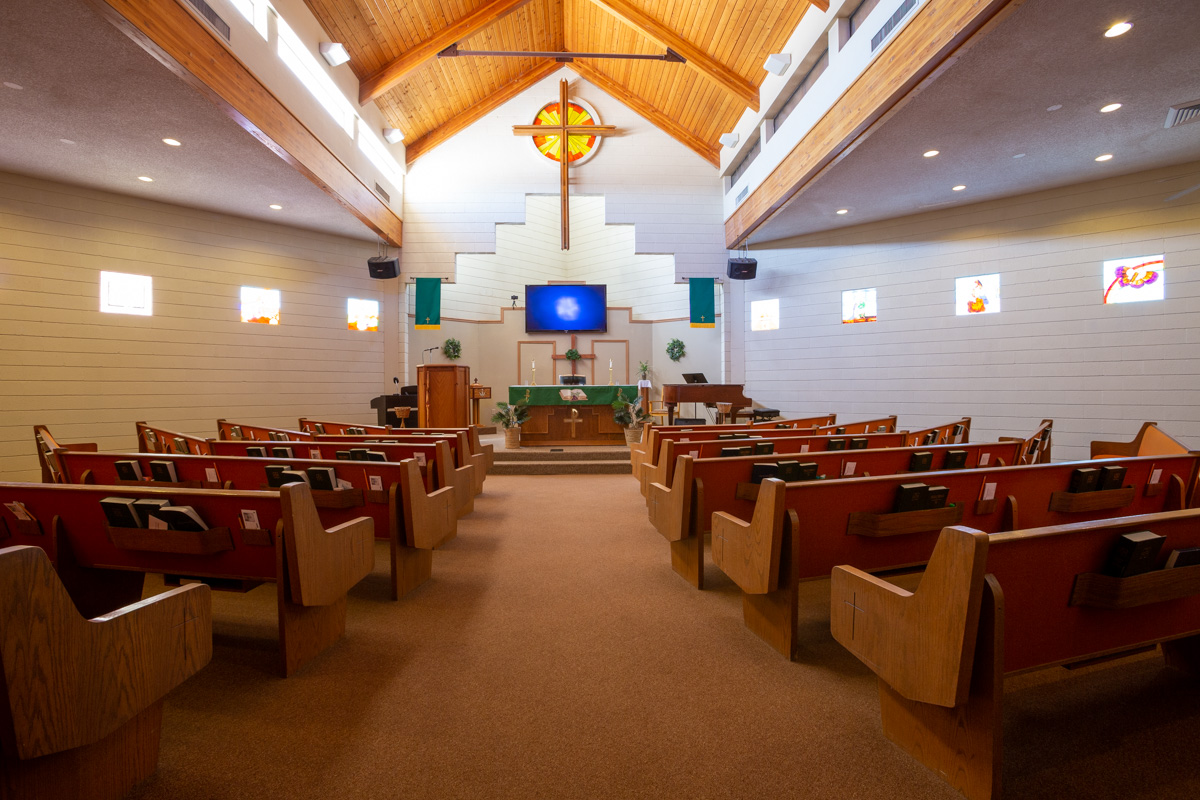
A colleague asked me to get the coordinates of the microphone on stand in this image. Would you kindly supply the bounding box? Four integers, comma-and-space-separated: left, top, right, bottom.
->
421, 346, 438, 365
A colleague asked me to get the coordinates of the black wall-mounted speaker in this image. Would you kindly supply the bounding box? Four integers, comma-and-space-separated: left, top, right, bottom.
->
727, 257, 757, 280
368, 255, 399, 279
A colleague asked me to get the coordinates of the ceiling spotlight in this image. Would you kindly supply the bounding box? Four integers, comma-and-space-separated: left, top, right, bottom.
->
923, 150, 939, 158
137, 176, 154, 182
59, 138, 76, 145
3, 82, 23, 90
1047, 104, 1062, 112
382, 128, 404, 144
1100, 103, 1122, 113
162, 137, 182, 146
719, 133, 739, 149
269, 204, 283, 210
1095, 154, 1113, 162
952, 185, 966, 191
1013, 153, 1025, 158
319, 42, 351, 66
1105, 22, 1132, 38
763, 53, 791, 76
836, 209, 849, 215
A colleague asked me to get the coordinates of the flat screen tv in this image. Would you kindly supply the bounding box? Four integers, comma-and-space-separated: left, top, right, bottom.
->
525, 284, 607, 333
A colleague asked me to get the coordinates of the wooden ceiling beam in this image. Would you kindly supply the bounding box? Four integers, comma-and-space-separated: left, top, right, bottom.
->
725, 0, 1019, 249
359, 0, 534, 106
405, 60, 563, 164
571, 61, 719, 167
85, 0, 403, 245
585, 0, 760, 112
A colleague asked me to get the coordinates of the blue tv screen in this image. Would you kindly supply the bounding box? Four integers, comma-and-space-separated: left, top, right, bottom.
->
525, 285, 608, 333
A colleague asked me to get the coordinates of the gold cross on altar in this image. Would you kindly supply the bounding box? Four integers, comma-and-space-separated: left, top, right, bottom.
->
513, 79, 617, 250
551, 334, 596, 377
565, 408, 583, 439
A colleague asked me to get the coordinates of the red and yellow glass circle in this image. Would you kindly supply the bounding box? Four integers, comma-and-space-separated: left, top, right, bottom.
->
532, 101, 599, 163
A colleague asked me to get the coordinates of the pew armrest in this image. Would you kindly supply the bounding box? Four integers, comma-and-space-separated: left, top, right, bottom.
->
711, 477, 786, 595
830, 525, 990, 708
279, 484, 375, 607
0, 545, 212, 760
1090, 421, 1189, 458
399, 458, 457, 550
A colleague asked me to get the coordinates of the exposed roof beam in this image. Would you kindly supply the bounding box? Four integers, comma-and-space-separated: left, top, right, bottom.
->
359, 0, 533, 106
86, 0, 402, 245
585, 0, 759, 112
405, 61, 563, 164
725, 0, 1019, 249
571, 61, 719, 167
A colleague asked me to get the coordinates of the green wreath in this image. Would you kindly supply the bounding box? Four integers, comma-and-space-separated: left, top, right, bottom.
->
666, 338, 686, 362
564, 348, 582, 361
442, 338, 462, 360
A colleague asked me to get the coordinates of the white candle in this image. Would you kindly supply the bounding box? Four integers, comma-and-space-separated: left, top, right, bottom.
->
531, 360, 535, 369
609, 359, 612, 368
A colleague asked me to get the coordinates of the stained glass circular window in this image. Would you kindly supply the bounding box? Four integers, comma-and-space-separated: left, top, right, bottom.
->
530, 99, 602, 166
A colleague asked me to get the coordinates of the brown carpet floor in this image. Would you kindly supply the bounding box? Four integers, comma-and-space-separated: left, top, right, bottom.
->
129, 475, 1200, 799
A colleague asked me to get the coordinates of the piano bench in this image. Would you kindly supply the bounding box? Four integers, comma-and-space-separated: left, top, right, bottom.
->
750, 408, 781, 422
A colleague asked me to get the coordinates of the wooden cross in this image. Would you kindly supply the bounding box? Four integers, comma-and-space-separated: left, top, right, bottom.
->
513, 79, 617, 250
551, 334, 595, 377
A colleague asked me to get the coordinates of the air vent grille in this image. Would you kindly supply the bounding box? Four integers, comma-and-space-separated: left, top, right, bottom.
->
1165, 100, 1200, 128
736, 186, 749, 205
871, 0, 918, 52
184, 0, 231, 41
374, 182, 391, 203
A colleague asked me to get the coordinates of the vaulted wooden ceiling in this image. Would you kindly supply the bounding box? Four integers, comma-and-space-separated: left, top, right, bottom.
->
303, 0, 824, 167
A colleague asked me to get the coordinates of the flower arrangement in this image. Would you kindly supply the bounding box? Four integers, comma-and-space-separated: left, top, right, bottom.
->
564, 348, 582, 361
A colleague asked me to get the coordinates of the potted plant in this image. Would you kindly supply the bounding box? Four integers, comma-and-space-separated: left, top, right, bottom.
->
491, 401, 530, 449
637, 361, 651, 381
612, 400, 651, 446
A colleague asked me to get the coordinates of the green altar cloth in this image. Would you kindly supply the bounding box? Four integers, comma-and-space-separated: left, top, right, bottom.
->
509, 385, 639, 406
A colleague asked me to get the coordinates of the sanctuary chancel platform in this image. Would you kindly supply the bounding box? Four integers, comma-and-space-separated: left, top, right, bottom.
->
510, 385, 639, 446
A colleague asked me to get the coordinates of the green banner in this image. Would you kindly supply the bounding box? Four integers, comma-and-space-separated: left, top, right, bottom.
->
509, 385, 639, 407
415, 278, 441, 330
690, 277, 715, 328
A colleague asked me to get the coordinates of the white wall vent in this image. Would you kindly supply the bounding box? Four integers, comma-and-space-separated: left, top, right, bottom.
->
184, 0, 231, 41
374, 182, 391, 203
1165, 100, 1200, 128
736, 186, 750, 205
871, 0, 918, 52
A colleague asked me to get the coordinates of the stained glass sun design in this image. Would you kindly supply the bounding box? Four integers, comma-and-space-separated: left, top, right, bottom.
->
531, 101, 600, 164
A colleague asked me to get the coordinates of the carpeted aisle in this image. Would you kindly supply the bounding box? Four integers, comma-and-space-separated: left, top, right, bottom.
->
129, 474, 1200, 799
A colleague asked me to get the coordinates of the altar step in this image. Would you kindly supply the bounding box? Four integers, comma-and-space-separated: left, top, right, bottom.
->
490, 446, 632, 475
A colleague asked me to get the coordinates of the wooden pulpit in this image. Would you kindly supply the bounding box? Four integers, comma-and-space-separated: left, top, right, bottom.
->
417, 364, 471, 427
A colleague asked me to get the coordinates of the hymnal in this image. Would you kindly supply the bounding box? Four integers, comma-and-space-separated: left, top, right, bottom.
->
115, 460, 143, 481
307, 467, 337, 491
834, 427, 846, 435
849, 438, 868, 450
314, 423, 326, 434
133, 498, 171, 527
1069, 467, 1100, 493
894, 483, 928, 513
922, 431, 939, 446
775, 461, 799, 481
943, 450, 968, 470
717, 433, 737, 440
350, 449, 370, 461
925, 485, 950, 509
775, 423, 790, 429
1103, 530, 1165, 578
1099, 465, 1127, 491
366, 451, 388, 462
335, 451, 351, 460
246, 446, 268, 458
1165, 547, 1200, 569
149, 460, 178, 483
100, 497, 141, 528
795, 462, 819, 482
952, 423, 966, 442
719, 447, 743, 458
272, 446, 294, 459
172, 437, 190, 454
826, 439, 846, 452
750, 463, 779, 484
908, 452, 933, 473
152, 506, 209, 532
752, 441, 775, 455
230, 425, 243, 439
265, 465, 292, 488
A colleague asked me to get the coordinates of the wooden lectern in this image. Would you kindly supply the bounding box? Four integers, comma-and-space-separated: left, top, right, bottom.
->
417, 364, 471, 427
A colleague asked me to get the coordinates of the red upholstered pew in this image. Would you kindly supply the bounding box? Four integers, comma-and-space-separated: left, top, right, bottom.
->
300, 416, 494, 473
135, 422, 211, 455
648, 439, 1026, 589
0, 545, 212, 800
33, 424, 98, 484
209, 438, 476, 516
313, 432, 486, 496
53, 448, 456, 601
710, 452, 1199, 658
0, 481, 373, 676
216, 418, 313, 442
831, 511, 1200, 800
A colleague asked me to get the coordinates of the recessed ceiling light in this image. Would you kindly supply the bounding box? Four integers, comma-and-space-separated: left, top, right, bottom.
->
952, 185, 966, 191
1047, 104, 1062, 112
59, 138, 76, 145
1095, 154, 1113, 162
923, 150, 939, 158
836, 209, 849, 215
269, 204, 283, 210
1105, 22, 1132, 38
162, 138, 182, 146
1013, 153, 1025, 159
1100, 103, 1122, 113
3, 82, 23, 90
137, 176, 154, 182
